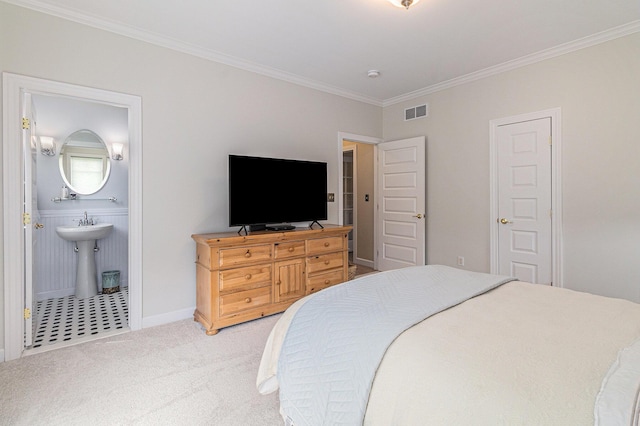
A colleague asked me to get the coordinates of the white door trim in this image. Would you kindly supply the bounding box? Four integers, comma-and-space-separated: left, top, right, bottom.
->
2, 73, 143, 361
337, 132, 382, 270
489, 108, 563, 287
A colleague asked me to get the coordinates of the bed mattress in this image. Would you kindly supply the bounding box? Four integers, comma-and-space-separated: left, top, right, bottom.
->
257, 266, 640, 425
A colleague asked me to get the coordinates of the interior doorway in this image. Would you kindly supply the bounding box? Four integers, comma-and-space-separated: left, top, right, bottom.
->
3, 73, 143, 361
338, 133, 380, 274
489, 108, 563, 287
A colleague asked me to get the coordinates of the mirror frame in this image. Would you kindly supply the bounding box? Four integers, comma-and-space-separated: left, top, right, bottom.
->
58, 129, 112, 195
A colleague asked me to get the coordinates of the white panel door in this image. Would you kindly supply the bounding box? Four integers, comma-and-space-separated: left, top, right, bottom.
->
376, 137, 425, 271
497, 118, 552, 284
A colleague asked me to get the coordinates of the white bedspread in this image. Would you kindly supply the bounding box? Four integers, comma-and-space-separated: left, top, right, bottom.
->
274, 265, 514, 425
257, 267, 640, 425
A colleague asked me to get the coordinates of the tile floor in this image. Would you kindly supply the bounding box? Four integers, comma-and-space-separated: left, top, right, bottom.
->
32, 288, 129, 349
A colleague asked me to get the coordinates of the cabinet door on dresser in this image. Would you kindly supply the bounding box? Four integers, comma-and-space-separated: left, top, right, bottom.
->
274, 258, 306, 302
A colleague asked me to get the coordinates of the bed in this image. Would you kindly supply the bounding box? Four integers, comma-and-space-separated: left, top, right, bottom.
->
256, 265, 640, 425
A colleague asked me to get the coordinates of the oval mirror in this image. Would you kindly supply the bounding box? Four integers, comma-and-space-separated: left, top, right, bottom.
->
58, 129, 111, 195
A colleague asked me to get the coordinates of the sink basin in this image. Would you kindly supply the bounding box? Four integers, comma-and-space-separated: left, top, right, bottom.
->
55, 223, 114, 299
56, 223, 113, 241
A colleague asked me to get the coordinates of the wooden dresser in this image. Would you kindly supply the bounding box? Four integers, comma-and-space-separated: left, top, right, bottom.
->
191, 225, 351, 335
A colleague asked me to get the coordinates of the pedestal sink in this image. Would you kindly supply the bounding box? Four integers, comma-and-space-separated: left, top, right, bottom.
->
56, 223, 114, 299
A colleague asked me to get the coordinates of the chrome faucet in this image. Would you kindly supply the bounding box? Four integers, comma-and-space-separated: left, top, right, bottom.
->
78, 211, 94, 226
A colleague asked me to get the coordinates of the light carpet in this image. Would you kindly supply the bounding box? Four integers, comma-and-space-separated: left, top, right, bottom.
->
0, 315, 283, 426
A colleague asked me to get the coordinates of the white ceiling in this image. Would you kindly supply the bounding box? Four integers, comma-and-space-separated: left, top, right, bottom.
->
7, 0, 640, 105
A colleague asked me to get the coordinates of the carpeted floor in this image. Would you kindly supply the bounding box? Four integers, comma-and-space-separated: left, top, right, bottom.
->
0, 315, 283, 426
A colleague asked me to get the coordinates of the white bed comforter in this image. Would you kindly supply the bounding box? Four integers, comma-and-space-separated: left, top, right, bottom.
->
257, 266, 640, 425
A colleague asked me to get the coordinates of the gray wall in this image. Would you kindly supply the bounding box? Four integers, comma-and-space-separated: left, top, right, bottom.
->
382, 33, 640, 303
0, 2, 382, 353
2, 1, 638, 358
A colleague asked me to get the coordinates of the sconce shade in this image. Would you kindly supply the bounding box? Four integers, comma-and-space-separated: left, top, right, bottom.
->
39, 136, 56, 156
111, 143, 124, 160
388, 0, 421, 9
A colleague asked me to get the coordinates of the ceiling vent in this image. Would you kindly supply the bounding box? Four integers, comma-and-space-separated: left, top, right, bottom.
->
404, 104, 428, 121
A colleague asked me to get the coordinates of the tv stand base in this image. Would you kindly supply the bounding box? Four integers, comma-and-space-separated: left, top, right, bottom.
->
266, 224, 296, 231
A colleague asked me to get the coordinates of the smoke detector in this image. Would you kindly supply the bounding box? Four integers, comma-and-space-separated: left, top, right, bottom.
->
367, 70, 380, 78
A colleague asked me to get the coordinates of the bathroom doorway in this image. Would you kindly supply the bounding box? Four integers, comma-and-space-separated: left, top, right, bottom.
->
30, 95, 128, 352
3, 73, 142, 361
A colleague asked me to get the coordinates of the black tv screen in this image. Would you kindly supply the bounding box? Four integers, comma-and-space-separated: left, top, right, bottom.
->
228, 155, 328, 228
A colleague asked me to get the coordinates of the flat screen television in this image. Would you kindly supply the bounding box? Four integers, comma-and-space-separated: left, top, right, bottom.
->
228, 154, 328, 232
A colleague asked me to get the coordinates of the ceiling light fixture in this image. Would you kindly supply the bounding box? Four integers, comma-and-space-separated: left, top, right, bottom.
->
367, 70, 380, 78
388, 0, 421, 9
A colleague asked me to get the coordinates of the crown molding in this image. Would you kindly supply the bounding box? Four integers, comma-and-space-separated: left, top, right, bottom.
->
2, 0, 384, 106
383, 20, 640, 107
4, 1, 638, 109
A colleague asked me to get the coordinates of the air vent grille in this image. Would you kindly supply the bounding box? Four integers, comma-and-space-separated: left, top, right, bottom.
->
404, 104, 428, 121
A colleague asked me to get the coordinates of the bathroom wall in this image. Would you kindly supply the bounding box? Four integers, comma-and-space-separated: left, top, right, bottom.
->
33, 95, 129, 300
36, 210, 128, 300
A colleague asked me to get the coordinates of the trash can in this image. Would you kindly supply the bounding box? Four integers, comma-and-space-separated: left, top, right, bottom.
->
102, 270, 120, 294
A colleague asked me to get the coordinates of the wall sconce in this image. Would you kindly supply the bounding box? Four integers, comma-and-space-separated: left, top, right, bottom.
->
39, 136, 56, 156
111, 143, 124, 160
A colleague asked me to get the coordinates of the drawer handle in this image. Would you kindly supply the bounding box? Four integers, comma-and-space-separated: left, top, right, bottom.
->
245, 250, 251, 258
324, 279, 330, 285
324, 242, 330, 247
244, 297, 252, 303
245, 273, 252, 280
324, 260, 330, 265
288, 247, 294, 252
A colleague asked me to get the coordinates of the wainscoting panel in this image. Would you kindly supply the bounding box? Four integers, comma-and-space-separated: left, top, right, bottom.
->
35, 209, 129, 301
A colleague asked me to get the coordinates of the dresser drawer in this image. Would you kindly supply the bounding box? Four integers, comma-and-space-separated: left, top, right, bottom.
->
219, 244, 272, 268
274, 241, 305, 260
219, 265, 272, 292
307, 236, 344, 255
306, 268, 344, 295
307, 251, 344, 274
219, 286, 271, 317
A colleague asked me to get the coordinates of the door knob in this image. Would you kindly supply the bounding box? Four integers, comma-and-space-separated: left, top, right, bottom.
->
413, 214, 424, 219
499, 218, 512, 224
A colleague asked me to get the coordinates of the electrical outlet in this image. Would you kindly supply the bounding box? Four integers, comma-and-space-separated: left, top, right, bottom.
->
457, 256, 465, 267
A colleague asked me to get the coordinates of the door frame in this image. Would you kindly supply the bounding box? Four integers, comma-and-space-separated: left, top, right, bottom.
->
3, 73, 143, 361
489, 108, 563, 287
337, 132, 382, 270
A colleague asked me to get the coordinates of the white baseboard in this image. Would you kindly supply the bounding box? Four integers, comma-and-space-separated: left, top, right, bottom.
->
37, 288, 75, 301
142, 306, 195, 329
354, 257, 375, 269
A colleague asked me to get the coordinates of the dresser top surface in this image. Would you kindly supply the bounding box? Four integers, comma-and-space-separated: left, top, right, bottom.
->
192, 224, 351, 246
